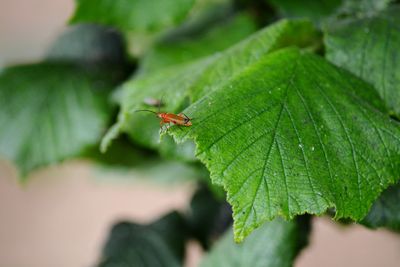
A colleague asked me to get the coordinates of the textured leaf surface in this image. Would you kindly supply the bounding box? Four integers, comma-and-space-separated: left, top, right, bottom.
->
362, 181, 400, 231
200, 217, 310, 267
266, 0, 342, 22
98, 212, 186, 267
324, 6, 400, 115
139, 13, 257, 74
0, 64, 112, 178
172, 48, 400, 241
71, 0, 195, 34
101, 19, 319, 151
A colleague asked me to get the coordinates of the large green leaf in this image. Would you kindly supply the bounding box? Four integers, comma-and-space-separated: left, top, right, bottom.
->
98, 212, 187, 267
324, 6, 400, 115
171, 48, 400, 241
0, 63, 112, 178
362, 181, 400, 231
266, 0, 342, 23
101, 19, 319, 152
200, 217, 310, 267
70, 0, 195, 34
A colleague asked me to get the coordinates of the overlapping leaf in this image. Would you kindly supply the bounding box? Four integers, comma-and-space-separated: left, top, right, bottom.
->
362, 181, 400, 231
101, 19, 319, 151
200, 217, 310, 267
324, 6, 400, 115
101, 16, 400, 241
187, 185, 230, 248
171, 48, 400, 241
0, 64, 113, 178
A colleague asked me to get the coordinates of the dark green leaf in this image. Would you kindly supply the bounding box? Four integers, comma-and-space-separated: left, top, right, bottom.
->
172, 48, 400, 241
98, 212, 187, 267
338, 0, 393, 16
266, 0, 342, 23
187, 185, 231, 249
90, 143, 209, 186
200, 217, 311, 267
83, 137, 157, 167
47, 24, 127, 66
0, 63, 113, 178
70, 0, 195, 34
362, 181, 400, 231
85, 133, 207, 185
324, 6, 400, 115
101, 19, 319, 152
139, 13, 257, 74
122, 0, 232, 57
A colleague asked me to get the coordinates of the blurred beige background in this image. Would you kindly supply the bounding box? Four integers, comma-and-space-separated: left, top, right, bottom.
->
1, 0, 400, 266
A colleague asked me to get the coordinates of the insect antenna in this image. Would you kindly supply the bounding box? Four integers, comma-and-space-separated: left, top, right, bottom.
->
181, 113, 195, 120
135, 109, 158, 115
158, 93, 166, 113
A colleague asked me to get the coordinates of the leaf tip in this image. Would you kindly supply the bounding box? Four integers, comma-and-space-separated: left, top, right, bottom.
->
100, 122, 122, 153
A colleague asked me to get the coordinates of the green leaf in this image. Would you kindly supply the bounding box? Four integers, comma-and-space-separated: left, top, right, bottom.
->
172, 48, 400, 242
187, 185, 230, 249
338, 0, 393, 16
98, 212, 187, 267
266, 0, 342, 23
131, 0, 236, 57
159, 136, 197, 161
83, 137, 155, 168
87, 137, 208, 185
101, 19, 319, 152
0, 63, 113, 178
139, 13, 257, 74
70, 0, 195, 34
362, 181, 400, 231
200, 217, 310, 267
324, 6, 400, 115
46, 24, 127, 66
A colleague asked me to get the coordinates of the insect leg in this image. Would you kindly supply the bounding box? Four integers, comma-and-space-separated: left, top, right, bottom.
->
160, 120, 167, 133
178, 113, 189, 119
160, 119, 173, 133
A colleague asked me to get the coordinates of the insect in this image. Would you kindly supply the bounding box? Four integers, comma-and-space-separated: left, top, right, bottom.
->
135, 109, 192, 131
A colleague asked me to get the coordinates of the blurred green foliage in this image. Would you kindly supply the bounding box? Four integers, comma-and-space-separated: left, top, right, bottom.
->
1, 0, 400, 265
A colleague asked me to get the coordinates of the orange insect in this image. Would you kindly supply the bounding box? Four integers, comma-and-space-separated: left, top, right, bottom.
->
135, 109, 192, 131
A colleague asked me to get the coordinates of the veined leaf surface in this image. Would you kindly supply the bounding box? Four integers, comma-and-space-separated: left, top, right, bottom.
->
172, 48, 400, 241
